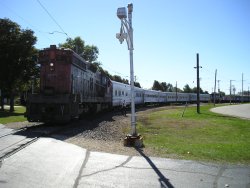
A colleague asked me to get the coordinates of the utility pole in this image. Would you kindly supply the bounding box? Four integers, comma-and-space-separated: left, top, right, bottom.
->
194, 53, 202, 114
230, 80, 232, 104
242, 73, 244, 103
214, 69, 217, 106
175, 81, 177, 103
248, 86, 250, 102
247, 86, 250, 102
230, 80, 235, 104
217, 80, 220, 103
217, 80, 220, 93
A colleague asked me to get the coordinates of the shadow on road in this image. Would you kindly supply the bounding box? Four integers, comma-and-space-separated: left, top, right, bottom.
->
135, 147, 175, 188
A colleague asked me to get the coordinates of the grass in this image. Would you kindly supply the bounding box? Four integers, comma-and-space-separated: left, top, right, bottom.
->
0, 106, 27, 124
137, 104, 250, 164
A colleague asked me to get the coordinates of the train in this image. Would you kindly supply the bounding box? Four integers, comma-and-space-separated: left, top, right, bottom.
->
210, 93, 250, 103
25, 45, 210, 123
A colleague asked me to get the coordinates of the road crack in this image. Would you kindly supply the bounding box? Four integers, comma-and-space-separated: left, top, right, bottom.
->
73, 149, 90, 188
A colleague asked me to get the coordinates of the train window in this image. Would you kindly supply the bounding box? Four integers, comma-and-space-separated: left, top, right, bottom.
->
126, 92, 128, 96
115, 90, 118, 96
122, 91, 124, 96
118, 91, 121, 96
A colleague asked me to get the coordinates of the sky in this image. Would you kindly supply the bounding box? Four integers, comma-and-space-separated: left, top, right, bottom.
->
1, 0, 249, 94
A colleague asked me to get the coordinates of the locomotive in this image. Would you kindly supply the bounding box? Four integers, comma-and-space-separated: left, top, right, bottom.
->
26, 45, 211, 123
26, 45, 112, 122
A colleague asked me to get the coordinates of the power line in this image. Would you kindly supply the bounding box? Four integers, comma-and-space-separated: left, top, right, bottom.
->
0, 1, 72, 43
49, 31, 68, 35
0, 1, 53, 42
36, 0, 69, 38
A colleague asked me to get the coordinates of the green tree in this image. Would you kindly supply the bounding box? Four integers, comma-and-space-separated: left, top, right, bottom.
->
165, 83, 174, 92
134, 82, 141, 88
112, 75, 123, 83
161, 82, 177, 92
0, 18, 37, 112
82, 45, 99, 63
174, 87, 183, 93
59, 36, 99, 63
192, 87, 208, 94
122, 79, 129, 85
183, 84, 192, 93
161, 82, 167, 91
59, 37, 84, 54
152, 80, 163, 91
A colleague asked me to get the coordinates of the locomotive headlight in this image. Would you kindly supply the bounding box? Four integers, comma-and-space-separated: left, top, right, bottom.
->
49, 62, 55, 71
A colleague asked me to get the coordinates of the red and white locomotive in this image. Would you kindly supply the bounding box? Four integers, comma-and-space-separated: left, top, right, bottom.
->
26, 45, 112, 122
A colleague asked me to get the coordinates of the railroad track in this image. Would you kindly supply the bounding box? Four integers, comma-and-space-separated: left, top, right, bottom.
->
0, 137, 39, 162
0, 123, 68, 162
0, 127, 30, 139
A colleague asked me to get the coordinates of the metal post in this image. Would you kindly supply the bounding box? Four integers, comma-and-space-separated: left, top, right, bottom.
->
127, 4, 136, 136
116, 4, 138, 137
116, 4, 143, 147
175, 81, 177, 103
218, 80, 220, 103
230, 80, 232, 104
194, 53, 201, 114
230, 80, 235, 105
242, 73, 243, 103
233, 86, 236, 102
248, 86, 249, 102
214, 69, 217, 106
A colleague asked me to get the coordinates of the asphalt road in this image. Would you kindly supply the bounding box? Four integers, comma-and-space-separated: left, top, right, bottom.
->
0, 124, 249, 188
211, 103, 250, 120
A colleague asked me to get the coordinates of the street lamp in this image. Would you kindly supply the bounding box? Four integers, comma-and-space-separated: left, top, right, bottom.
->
116, 4, 142, 146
